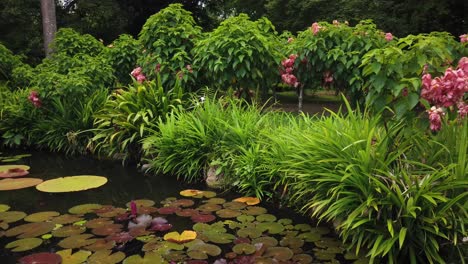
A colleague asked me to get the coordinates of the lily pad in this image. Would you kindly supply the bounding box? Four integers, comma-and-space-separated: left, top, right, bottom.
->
216, 209, 242, 218
5, 222, 55, 238
94, 206, 126, 218
164, 230, 197, 244
56, 249, 92, 264
18, 252, 62, 264
198, 203, 222, 212
278, 218, 293, 225
232, 243, 256, 255
58, 234, 97, 249
176, 208, 200, 217
180, 189, 216, 198
0, 168, 29, 178
233, 197, 261, 205
237, 227, 262, 239
0, 204, 10, 212
191, 213, 216, 223
187, 243, 222, 259
242, 206, 267, 216
92, 223, 123, 236
257, 222, 285, 234
88, 250, 125, 264
51, 225, 86, 237
204, 198, 226, 204
50, 214, 84, 225
85, 218, 114, 229
143, 240, 185, 252
36, 175, 107, 193
294, 224, 312, 232
223, 201, 247, 210
170, 199, 195, 208
256, 214, 277, 222
297, 232, 321, 242
137, 206, 159, 215
292, 254, 313, 264
0, 178, 43, 190
126, 199, 155, 208
237, 215, 255, 223
252, 236, 278, 247
5, 237, 43, 252
0, 211, 26, 223
69, 204, 102, 215
314, 239, 344, 249
313, 249, 336, 261
263, 247, 294, 261
24, 211, 60, 222
84, 239, 116, 251
204, 232, 236, 244
0, 165, 30, 172
158, 206, 180, 215
280, 236, 305, 248
123, 252, 166, 264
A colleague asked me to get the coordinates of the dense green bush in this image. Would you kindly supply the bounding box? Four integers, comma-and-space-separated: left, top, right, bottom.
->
0, 43, 24, 83
90, 75, 185, 161
192, 14, 282, 99
138, 4, 201, 87
51, 28, 104, 57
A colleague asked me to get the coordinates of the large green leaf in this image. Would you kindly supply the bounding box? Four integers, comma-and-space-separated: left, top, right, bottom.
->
36, 176, 107, 193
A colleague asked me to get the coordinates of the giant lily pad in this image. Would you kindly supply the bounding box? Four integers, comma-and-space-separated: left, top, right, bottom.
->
51, 225, 86, 237
123, 252, 166, 264
263, 247, 294, 261
232, 243, 256, 255
5, 237, 43, 252
24, 211, 60, 222
233, 197, 260, 205
164, 230, 197, 244
0, 204, 10, 212
5, 222, 55, 238
0, 165, 30, 172
0, 168, 29, 178
56, 249, 92, 264
58, 234, 97, 249
69, 204, 102, 215
18, 252, 62, 264
88, 250, 125, 264
0, 211, 26, 223
187, 243, 222, 259
36, 175, 107, 193
0, 178, 43, 190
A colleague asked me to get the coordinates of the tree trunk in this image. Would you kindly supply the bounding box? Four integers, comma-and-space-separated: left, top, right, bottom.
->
297, 86, 304, 113
40, 0, 57, 57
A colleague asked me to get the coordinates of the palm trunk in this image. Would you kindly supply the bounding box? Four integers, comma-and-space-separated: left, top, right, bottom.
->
40, 0, 57, 57
297, 85, 303, 113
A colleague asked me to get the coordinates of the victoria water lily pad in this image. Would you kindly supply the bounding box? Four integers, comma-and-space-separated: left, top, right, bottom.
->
0, 211, 26, 223
263, 247, 294, 261
58, 234, 97, 248
0, 168, 29, 178
88, 250, 125, 264
0, 165, 30, 172
5, 222, 55, 238
233, 197, 261, 205
56, 249, 92, 264
187, 243, 222, 259
69, 204, 102, 215
123, 252, 166, 264
36, 175, 107, 193
5, 237, 43, 252
0, 178, 43, 191
0, 204, 10, 212
164, 230, 197, 243
232, 243, 256, 255
24, 211, 60, 222
18, 252, 62, 264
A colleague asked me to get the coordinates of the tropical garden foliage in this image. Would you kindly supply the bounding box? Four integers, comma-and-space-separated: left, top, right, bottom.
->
0, 3, 467, 263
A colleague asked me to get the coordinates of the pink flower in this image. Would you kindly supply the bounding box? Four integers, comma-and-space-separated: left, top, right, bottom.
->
427, 106, 445, 131
385, 33, 393, 42
311, 22, 321, 35
458, 57, 468, 74
287, 37, 294, 43
186, 64, 193, 73
460, 34, 468, 43
131, 67, 142, 78
130, 201, 137, 216
281, 58, 294, 68
457, 102, 468, 119
323, 71, 333, 83
28, 91, 42, 108
136, 74, 146, 83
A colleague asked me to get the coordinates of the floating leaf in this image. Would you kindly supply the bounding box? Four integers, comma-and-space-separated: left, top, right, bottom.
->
292, 254, 313, 264
94, 206, 126, 218
163, 251, 187, 262
176, 208, 199, 217
205, 232, 236, 244
191, 213, 216, 223
18, 252, 62, 264
232, 243, 256, 255
294, 224, 312, 232
69, 204, 102, 215
85, 218, 114, 229
125, 199, 155, 208
314, 239, 343, 249
0, 204, 10, 212
170, 199, 195, 208
123, 252, 166, 264
252, 236, 278, 247
88, 250, 125, 264
263, 247, 294, 261
5, 237, 42, 252
164, 230, 197, 243
58, 234, 97, 249
5, 222, 55, 238
280, 236, 305, 248
57, 249, 92, 264
0, 211, 26, 223
180, 189, 216, 198
51, 225, 86, 237
204, 198, 226, 204
256, 214, 277, 222
129, 226, 151, 237
187, 243, 222, 259
158, 206, 179, 215
24, 211, 60, 222
242, 206, 267, 216
313, 249, 336, 261
36, 175, 107, 193
105, 232, 134, 244
278, 218, 293, 225
216, 209, 241, 218
50, 214, 83, 225
257, 222, 285, 234
137, 206, 158, 215
223, 202, 247, 210
237, 227, 262, 239
92, 224, 123, 236
197, 203, 222, 212
252, 257, 275, 264
233, 197, 260, 205
234, 237, 251, 244
143, 240, 185, 252
0, 168, 29, 178
297, 232, 321, 242
310, 227, 331, 235
0, 178, 43, 191
84, 239, 115, 251
236, 215, 255, 223
0, 165, 30, 172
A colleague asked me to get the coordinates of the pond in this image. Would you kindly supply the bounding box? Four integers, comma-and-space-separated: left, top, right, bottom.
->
0, 150, 365, 263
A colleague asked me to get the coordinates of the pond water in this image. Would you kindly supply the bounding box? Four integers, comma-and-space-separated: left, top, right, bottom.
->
0, 149, 362, 263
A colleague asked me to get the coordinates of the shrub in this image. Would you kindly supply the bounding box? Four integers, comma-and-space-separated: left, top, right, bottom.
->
90, 74, 185, 161
51, 28, 104, 57
192, 14, 283, 99
138, 4, 201, 88
0, 43, 24, 83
